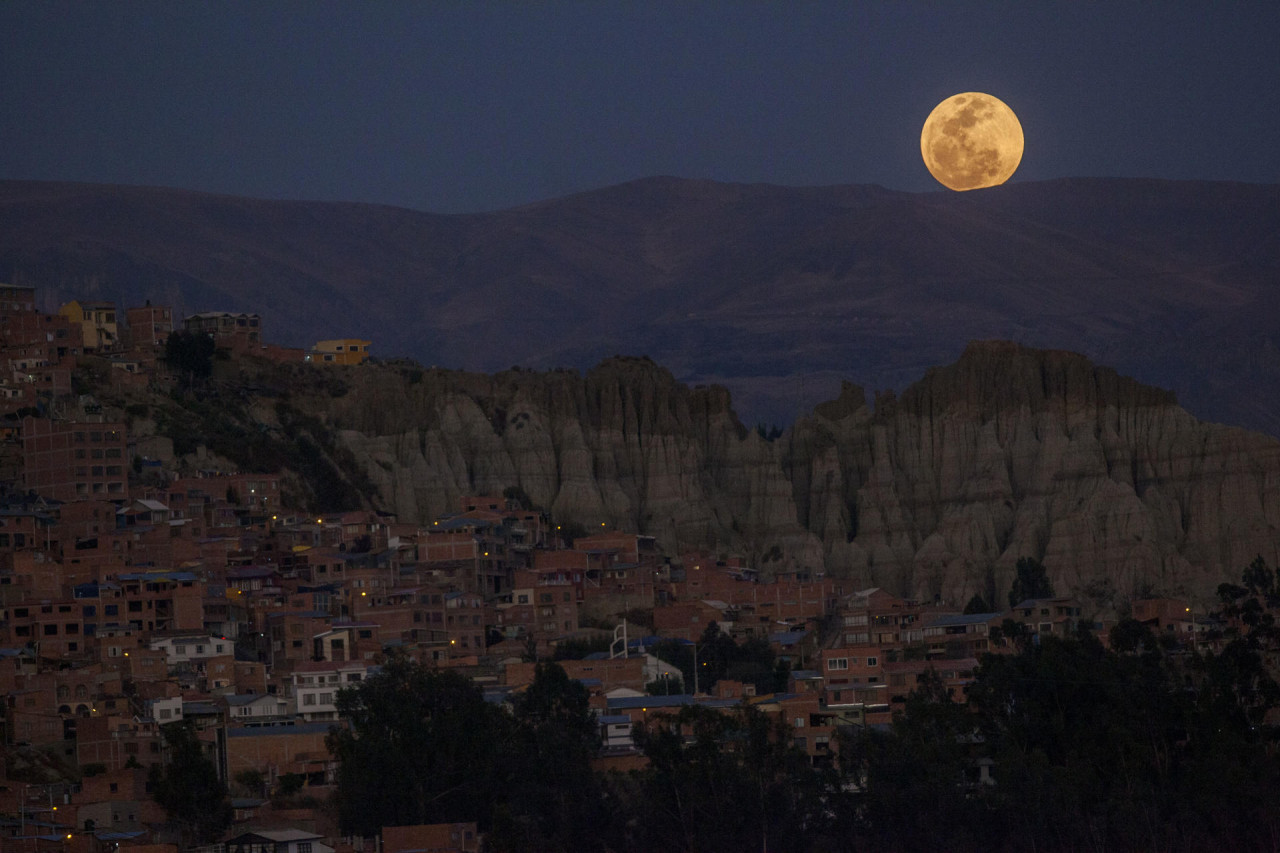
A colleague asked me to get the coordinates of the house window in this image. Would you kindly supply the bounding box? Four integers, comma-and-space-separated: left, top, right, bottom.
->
866, 657, 878, 667
827, 658, 848, 671
303, 694, 316, 706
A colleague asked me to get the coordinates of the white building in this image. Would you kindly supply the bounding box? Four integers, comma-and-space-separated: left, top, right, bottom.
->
225, 693, 289, 722
291, 660, 369, 721
149, 634, 232, 666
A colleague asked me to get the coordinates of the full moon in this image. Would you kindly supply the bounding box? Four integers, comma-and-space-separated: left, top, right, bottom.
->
920, 92, 1024, 191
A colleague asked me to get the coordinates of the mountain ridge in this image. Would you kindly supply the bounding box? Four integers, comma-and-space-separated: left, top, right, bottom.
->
3, 175, 1279, 434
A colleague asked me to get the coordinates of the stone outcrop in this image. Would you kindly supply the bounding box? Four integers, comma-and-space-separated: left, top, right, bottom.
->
317, 344, 1280, 609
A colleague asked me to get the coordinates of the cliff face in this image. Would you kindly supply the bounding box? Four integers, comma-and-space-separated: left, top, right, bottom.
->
785, 342, 1280, 606
319, 344, 1280, 608
327, 357, 825, 570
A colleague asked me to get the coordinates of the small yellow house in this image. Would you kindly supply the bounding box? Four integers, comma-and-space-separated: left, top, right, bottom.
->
308, 339, 371, 365
59, 300, 118, 351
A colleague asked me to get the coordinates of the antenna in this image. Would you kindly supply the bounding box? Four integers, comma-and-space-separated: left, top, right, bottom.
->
610, 618, 628, 659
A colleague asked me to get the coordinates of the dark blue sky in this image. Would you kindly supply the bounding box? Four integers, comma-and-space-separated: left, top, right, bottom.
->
3, 3, 1277, 213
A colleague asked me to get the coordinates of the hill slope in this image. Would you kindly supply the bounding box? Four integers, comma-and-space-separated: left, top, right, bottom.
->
160, 343, 1273, 609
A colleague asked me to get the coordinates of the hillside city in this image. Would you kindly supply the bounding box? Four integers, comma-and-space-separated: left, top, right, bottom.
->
0, 283, 1262, 852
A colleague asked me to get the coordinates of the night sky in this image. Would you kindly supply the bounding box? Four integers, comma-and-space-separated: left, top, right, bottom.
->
3, 3, 1278, 214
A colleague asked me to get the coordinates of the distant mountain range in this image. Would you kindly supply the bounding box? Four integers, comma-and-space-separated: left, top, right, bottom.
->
2, 176, 1278, 433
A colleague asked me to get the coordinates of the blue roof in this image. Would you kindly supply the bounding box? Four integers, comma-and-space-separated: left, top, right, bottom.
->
924, 612, 1002, 628
607, 694, 742, 711
598, 714, 631, 724
228, 722, 335, 737
117, 571, 197, 582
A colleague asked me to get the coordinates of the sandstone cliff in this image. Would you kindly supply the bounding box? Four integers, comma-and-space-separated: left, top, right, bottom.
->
315, 344, 1280, 609
785, 341, 1280, 608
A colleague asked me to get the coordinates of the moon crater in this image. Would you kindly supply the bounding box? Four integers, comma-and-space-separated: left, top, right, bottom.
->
921, 93, 1023, 191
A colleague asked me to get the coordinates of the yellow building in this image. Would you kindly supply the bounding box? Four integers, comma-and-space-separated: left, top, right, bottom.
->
308, 339, 371, 365
58, 300, 119, 351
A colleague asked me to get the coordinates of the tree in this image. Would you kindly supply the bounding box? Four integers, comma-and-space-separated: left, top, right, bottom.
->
489, 662, 613, 852
842, 670, 991, 850
631, 703, 836, 852
326, 652, 510, 837
1109, 617, 1159, 655
233, 768, 266, 797
645, 675, 685, 695
963, 593, 993, 614
163, 330, 216, 387
149, 721, 232, 846
1007, 556, 1054, 609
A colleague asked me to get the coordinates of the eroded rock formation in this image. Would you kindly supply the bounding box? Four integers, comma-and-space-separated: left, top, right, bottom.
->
319, 344, 1280, 608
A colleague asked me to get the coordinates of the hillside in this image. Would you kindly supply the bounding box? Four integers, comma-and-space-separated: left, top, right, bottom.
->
3, 177, 1279, 433
113, 343, 1280, 611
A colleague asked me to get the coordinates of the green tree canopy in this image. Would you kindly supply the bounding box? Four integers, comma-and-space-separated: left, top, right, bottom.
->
963, 593, 993, 614
489, 662, 613, 852
326, 653, 510, 837
632, 703, 834, 852
149, 721, 232, 846
163, 329, 216, 387
1008, 556, 1054, 608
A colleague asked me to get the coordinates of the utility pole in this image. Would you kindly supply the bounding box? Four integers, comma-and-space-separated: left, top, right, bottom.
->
692, 641, 698, 695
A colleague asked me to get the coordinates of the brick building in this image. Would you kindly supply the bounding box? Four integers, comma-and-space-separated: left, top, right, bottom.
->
21, 417, 128, 501
182, 311, 261, 352
124, 303, 173, 350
